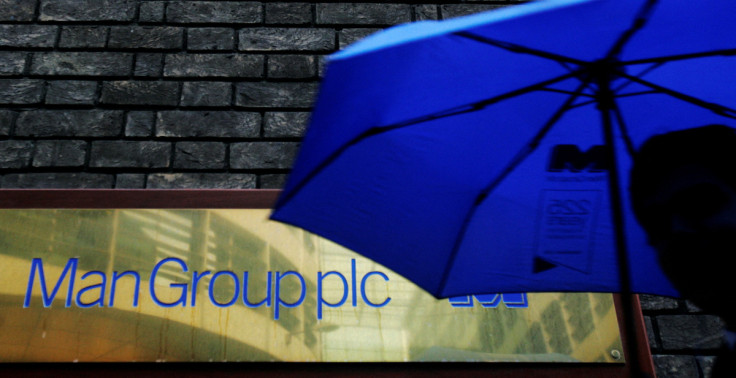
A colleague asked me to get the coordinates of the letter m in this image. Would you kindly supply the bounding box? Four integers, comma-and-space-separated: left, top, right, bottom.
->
24, 258, 78, 308
547, 145, 609, 172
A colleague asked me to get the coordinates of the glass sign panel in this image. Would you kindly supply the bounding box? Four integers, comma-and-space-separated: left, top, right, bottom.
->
0, 209, 623, 362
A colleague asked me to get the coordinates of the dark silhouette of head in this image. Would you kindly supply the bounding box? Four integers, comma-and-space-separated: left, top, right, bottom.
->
630, 124, 736, 325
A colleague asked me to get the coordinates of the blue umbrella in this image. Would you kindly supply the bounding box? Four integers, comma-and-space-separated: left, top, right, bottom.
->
272, 0, 736, 299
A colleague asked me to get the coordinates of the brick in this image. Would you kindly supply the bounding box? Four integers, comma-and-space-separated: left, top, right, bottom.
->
697, 355, 716, 378
264, 112, 309, 138
32, 140, 87, 167
260, 174, 288, 189
653, 355, 699, 378
645, 316, 658, 349
125, 111, 155, 137
115, 173, 145, 188
156, 111, 260, 138
39, 0, 136, 21
686, 300, 704, 313
187, 28, 235, 51
239, 28, 335, 52
1, 173, 113, 188
134, 53, 163, 77
0, 140, 34, 168
90, 141, 170, 168
32, 52, 133, 76
265, 3, 312, 25
231, 142, 299, 169
0, 110, 16, 135
100, 81, 179, 106
640, 294, 680, 311
147, 173, 256, 189
174, 142, 226, 169
59, 26, 108, 49
167, 2, 261, 24
108, 27, 184, 50
440, 5, 507, 19
45, 80, 98, 105
317, 4, 411, 25
658, 315, 724, 350
0, 0, 37, 21
317, 55, 327, 77
0, 79, 44, 104
416, 5, 439, 21
0, 52, 26, 76
180, 82, 232, 107
340, 28, 381, 49
235, 82, 318, 108
0, 25, 57, 48
268, 55, 316, 79
108, 80, 170, 108
164, 54, 263, 78
15, 110, 123, 137
139, 1, 165, 23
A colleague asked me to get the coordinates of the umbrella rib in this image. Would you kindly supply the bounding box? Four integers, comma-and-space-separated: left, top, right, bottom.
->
568, 99, 597, 109
569, 90, 660, 110
557, 61, 576, 73
540, 88, 595, 98
610, 97, 637, 157
453, 31, 587, 66
617, 72, 736, 120
620, 48, 736, 65
276, 71, 581, 209
436, 78, 592, 296
613, 62, 662, 93
605, 0, 659, 60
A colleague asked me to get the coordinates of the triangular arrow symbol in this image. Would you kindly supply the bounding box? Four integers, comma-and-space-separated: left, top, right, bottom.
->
533, 257, 557, 274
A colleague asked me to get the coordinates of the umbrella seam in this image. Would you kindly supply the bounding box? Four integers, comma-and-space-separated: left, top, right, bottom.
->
616, 72, 736, 120
454, 31, 587, 66
620, 48, 736, 66
274, 71, 583, 211
437, 77, 594, 297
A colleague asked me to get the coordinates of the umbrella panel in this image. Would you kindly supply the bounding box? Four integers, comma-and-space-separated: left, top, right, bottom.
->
442, 101, 618, 296
275, 0, 736, 299
274, 87, 581, 296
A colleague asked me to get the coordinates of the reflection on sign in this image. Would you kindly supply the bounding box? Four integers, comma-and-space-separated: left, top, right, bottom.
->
0, 209, 622, 363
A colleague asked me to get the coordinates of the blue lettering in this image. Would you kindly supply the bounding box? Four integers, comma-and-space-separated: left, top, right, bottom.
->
208, 271, 239, 308
24, 258, 78, 308
109, 271, 141, 307
447, 295, 473, 307
150, 257, 188, 307
190, 270, 211, 306
449, 294, 529, 308
75, 271, 107, 308
360, 271, 391, 307
501, 293, 528, 308
317, 271, 348, 320
242, 272, 272, 307
274, 271, 305, 320
351, 259, 358, 307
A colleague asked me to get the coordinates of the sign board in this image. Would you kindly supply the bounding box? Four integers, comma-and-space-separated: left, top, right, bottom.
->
0, 190, 653, 376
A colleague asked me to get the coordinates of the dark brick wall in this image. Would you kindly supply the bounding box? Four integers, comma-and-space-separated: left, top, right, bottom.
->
0, 0, 522, 189
0, 1, 719, 376
642, 294, 724, 377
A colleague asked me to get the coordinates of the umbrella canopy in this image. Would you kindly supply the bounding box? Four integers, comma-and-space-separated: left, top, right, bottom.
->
272, 0, 736, 299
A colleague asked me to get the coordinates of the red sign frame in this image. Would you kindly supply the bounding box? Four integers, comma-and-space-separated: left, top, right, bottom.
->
0, 189, 655, 377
